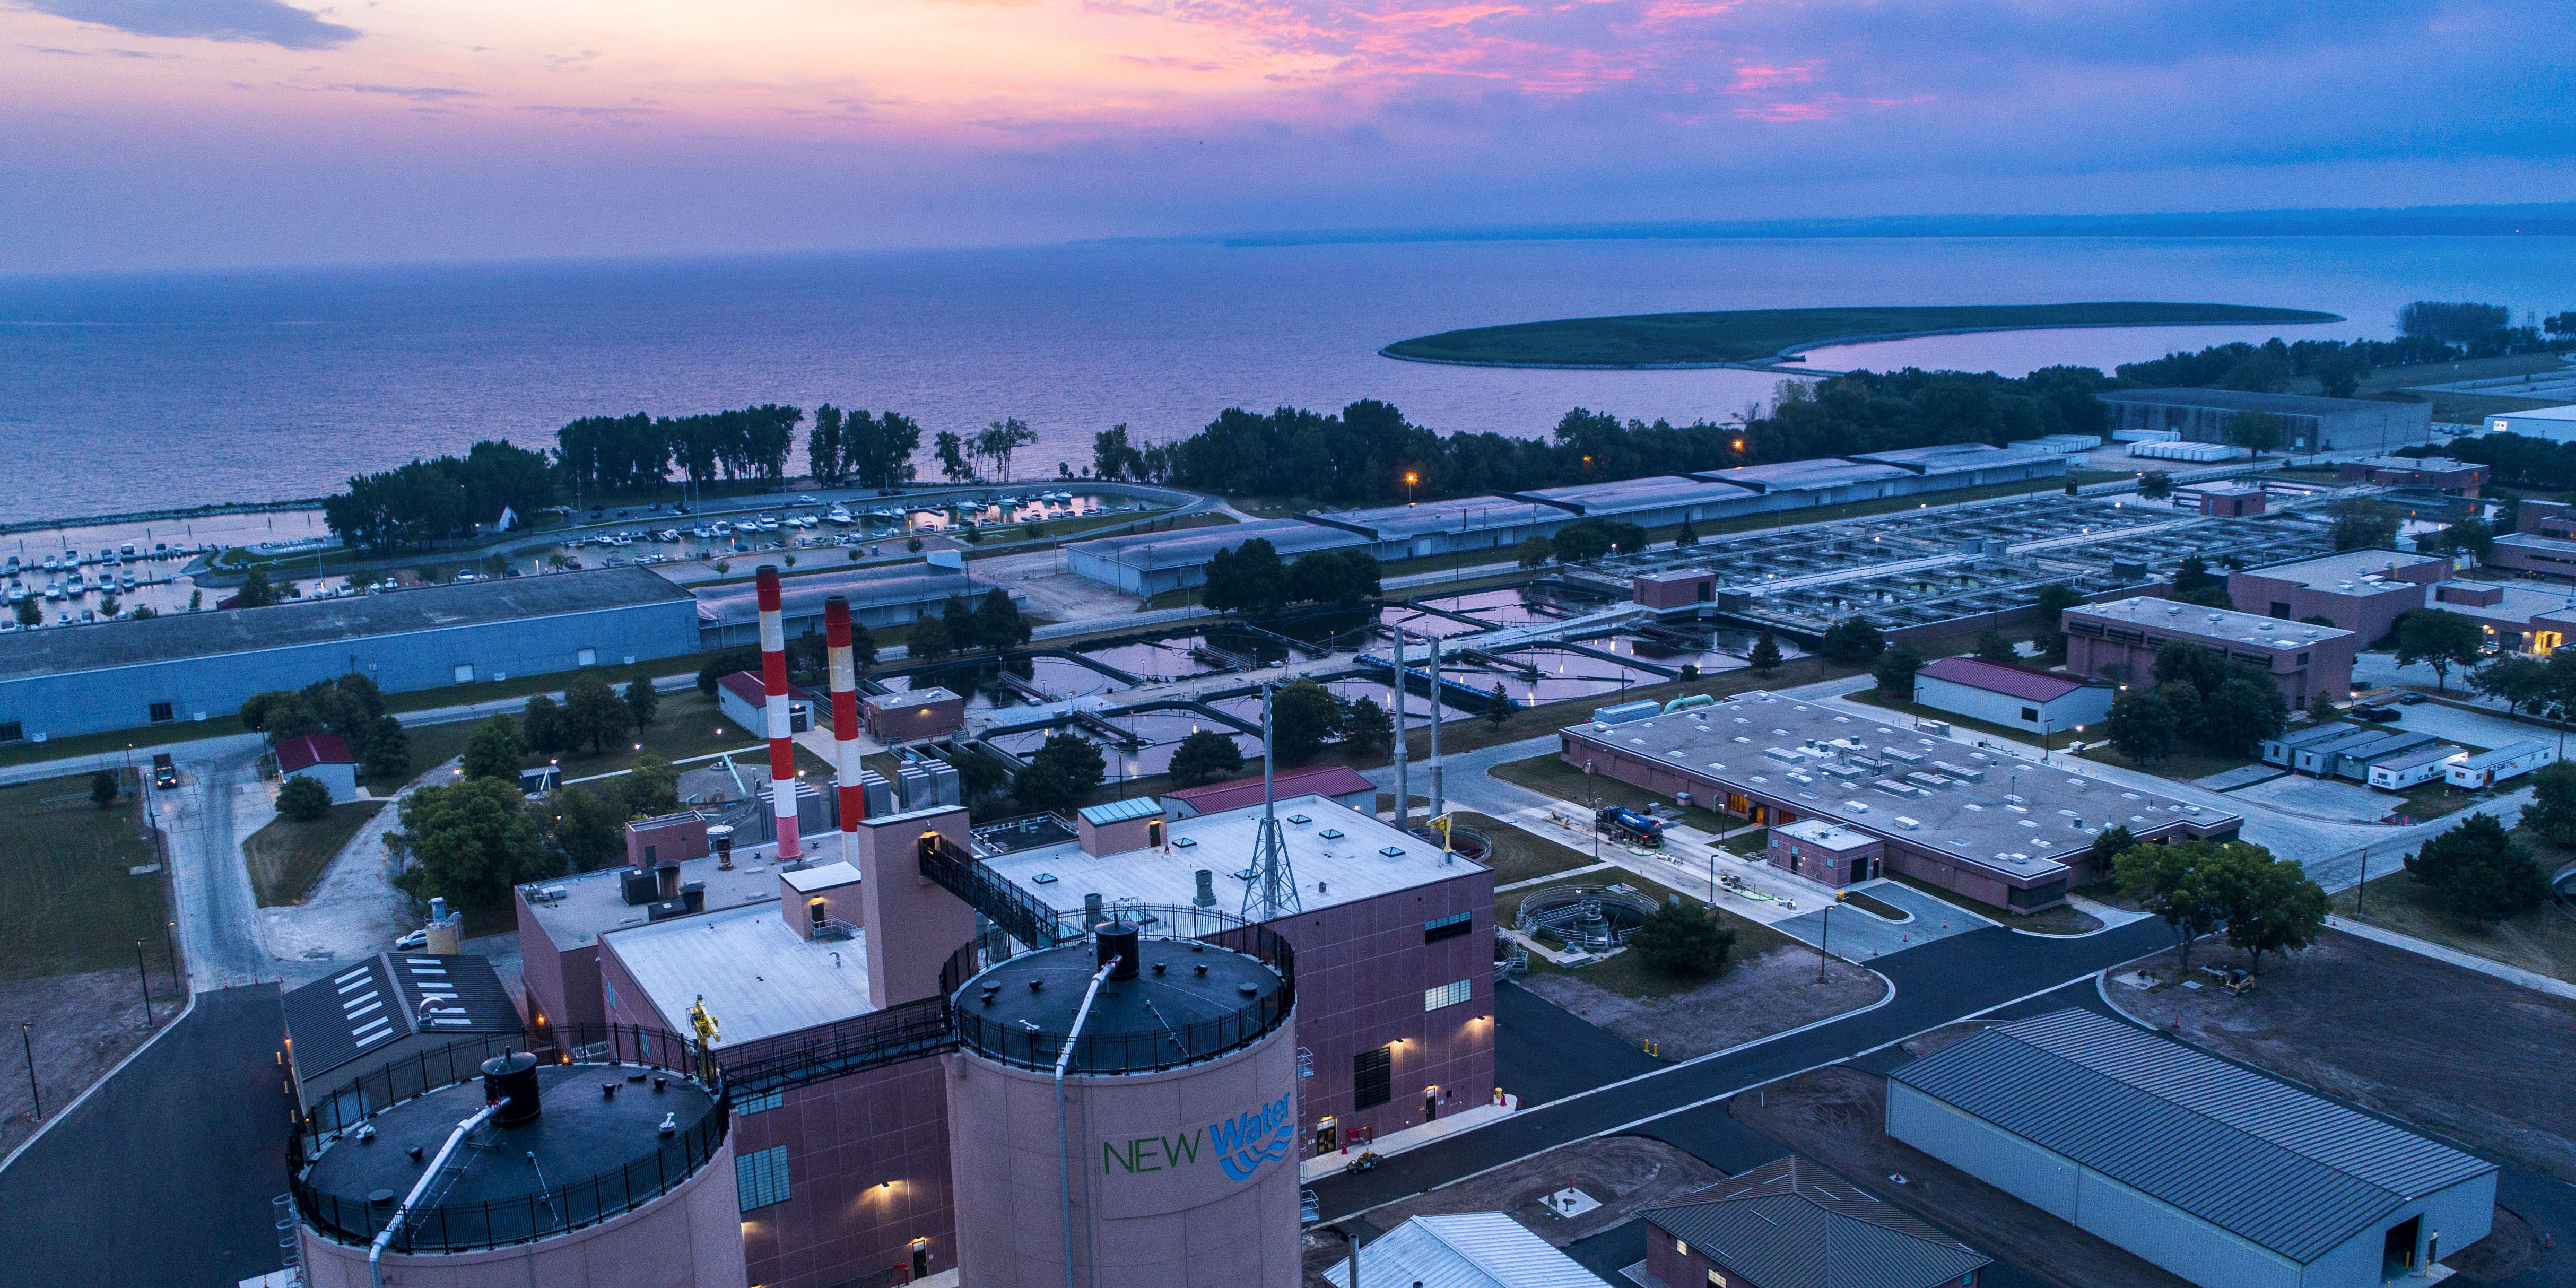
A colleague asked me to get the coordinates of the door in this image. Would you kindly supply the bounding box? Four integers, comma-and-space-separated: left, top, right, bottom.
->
910, 1239, 930, 1279
2384, 1215, 2421, 1272
1423, 1086, 1441, 1121
1315, 1117, 1338, 1154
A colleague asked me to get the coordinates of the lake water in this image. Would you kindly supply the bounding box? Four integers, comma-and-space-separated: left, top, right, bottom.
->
2, 236, 2570, 526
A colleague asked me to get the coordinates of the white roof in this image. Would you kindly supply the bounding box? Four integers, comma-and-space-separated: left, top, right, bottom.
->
2069, 596, 2351, 650
1775, 818, 1876, 851
606, 901, 874, 1046
2487, 405, 2576, 423
781, 861, 860, 893
981, 794, 1484, 916
1321, 1214, 1609, 1288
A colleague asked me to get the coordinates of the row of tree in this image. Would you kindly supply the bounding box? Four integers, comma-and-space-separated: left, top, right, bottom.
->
1201, 541, 1383, 617
320, 440, 554, 553
807, 406, 924, 489
240, 674, 412, 780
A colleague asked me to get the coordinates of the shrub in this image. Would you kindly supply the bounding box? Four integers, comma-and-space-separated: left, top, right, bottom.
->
277, 774, 333, 821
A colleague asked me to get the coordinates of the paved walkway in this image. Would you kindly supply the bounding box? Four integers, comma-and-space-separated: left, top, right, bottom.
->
1772, 880, 1988, 960
2325, 914, 2576, 1001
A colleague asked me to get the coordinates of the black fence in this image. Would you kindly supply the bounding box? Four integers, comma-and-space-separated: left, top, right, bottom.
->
918, 830, 1073, 951
944, 906, 1296, 1075
713, 996, 954, 1097
294, 1023, 695, 1144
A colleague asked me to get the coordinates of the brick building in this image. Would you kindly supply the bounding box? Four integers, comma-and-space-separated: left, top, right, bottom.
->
2062, 597, 2355, 708
2230, 550, 2449, 644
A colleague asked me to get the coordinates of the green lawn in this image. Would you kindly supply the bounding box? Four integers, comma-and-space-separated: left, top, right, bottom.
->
1382, 303, 2340, 368
0, 774, 172, 980
1519, 900, 1796, 998
1490, 752, 1737, 834
2330, 852, 2576, 984
243, 801, 386, 906
1883, 871, 2103, 934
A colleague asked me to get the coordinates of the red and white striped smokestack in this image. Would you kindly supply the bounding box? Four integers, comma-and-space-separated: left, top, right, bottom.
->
824, 595, 865, 837
756, 565, 802, 862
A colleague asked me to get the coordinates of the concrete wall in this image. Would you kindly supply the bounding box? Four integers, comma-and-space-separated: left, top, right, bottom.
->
944, 1017, 1302, 1288
0, 596, 699, 743
514, 892, 605, 1031
1911, 675, 2112, 735
298, 1132, 747, 1288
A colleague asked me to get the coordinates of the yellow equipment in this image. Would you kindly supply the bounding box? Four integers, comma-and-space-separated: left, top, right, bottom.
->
688, 994, 722, 1084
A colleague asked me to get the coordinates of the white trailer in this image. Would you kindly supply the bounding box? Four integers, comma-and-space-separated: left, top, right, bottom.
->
2443, 740, 2557, 789
2367, 744, 2467, 791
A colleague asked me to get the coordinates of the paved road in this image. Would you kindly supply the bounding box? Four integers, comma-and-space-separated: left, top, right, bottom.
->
158, 743, 280, 992
0, 986, 292, 1288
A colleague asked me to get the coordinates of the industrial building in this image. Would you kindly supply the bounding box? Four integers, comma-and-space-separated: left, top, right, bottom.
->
1764, 818, 1883, 887
2483, 404, 2576, 439
280, 952, 522, 1109
1641, 1155, 1991, 1288
2095, 388, 2434, 455
1163, 763, 1377, 817
276, 732, 361, 803
694, 563, 996, 647
2230, 549, 2450, 643
1326, 1213, 1612, 1288
1065, 518, 1369, 596
1508, 475, 1764, 528
862, 685, 967, 742
2413, 579, 2576, 654
0, 566, 698, 743
2061, 597, 2354, 707
1910, 656, 2113, 735
1689, 457, 1919, 507
1887, 1009, 2496, 1288
2446, 741, 2557, 789
2185, 480, 2268, 516
716, 670, 813, 735
1299, 495, 1573, 559
1559, 691, 2241, 909
1848, 442, 2068, 487
2336, 456, 2490, 495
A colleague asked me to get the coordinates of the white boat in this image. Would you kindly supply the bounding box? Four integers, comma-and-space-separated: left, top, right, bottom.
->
826, 506, 854, 525
710, 520, 733, 536
119, 571, 136, 589
755, 517, 779, 532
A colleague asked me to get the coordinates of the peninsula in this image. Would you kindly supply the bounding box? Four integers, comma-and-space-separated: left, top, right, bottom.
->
1380, 301, 2343, 369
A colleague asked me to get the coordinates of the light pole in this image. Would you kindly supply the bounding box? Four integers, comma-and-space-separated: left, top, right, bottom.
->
1586, 760, 1599, 865
2355, 848, 2369, 915
1817, 904, 1831, 981
20, 1022, 36, 1122
134, 938, 150, 1024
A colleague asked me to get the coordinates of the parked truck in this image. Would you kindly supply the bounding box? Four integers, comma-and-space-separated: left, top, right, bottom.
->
151, 752, 178, 790
1595, 806, 1665, 849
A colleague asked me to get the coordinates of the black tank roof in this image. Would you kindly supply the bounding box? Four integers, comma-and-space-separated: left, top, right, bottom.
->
955, 934, 1288, 1075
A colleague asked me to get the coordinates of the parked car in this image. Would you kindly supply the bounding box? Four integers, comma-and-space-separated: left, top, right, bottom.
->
2355, 706, 2403, 723
393, 929, 429, 951
2398, 692, 2429, 705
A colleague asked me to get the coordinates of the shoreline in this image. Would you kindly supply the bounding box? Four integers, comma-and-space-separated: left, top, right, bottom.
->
1378, 314, 2346, 372
0, 498, 326, 539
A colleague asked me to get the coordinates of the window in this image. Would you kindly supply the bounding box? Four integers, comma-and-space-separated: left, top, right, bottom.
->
2297, 652, 2309, 665
1707, 1272, 1729, 1287
0, 721, 23, 743
2019, 707, 2039, 722
1424, 911, 1473, 943
452, 663, 475, 684
576, 647, 598, 668
1353, 1047, 1393, 1110
2270, 602, 2292, 619
148, 702, 173, 724
1425, 978, 1473, 1011
602, 977, 618, 1016
735, 1088, 782, 1115
736, 1145, 791, 1211
1674, 1239, 1687, 1256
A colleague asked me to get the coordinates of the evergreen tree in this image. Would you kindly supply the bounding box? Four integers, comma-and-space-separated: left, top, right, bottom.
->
1748, 631, 1782, 674
2407, 812, 2548, 924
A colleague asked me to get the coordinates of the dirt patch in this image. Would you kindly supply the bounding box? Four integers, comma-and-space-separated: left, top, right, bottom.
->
2447, 1206, 2542, 1282
242, 800, 386, 907
0, 966, 182, 1159
1301, 1136, 1721, 1284
1519, 944, 1886, 1060
2116, 928, 2576, 1180
1730, 1066, 2195, 1288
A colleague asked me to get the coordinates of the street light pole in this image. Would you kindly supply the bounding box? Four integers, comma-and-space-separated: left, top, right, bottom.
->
20, 1022, 36, 1122
2355, 849, 2368, 915
134, 938, 150, 1024
1817, 905, 1831, 981
1586, 760, 1599, 865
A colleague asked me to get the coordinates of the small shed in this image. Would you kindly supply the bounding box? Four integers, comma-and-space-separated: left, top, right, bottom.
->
715, 670, 813, 736
1077, 796, 1166, 856
1321, 1212, 1610, 1288
1768, 817, 1884, 886
1643, 1155, 1990, 1288
275, 732, 360, 804
863, 685, 966, 742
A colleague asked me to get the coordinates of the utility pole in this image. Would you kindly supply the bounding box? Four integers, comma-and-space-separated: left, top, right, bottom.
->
1428, 634, 1443, 825
134, 939, 150, 1024
2354, 849, 2368, 915
1586, 760, 1600, 865
20, 1022, 36, 1122
1818, 904, 1832, 982
1391, 627, 1409, 833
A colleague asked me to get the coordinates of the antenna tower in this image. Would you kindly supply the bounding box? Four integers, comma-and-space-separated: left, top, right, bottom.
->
1242, 682, 1302, 921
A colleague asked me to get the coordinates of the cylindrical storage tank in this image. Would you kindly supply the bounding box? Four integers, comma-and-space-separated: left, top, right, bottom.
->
291, 1059, 746, 1288
946, 918, 1301, 1288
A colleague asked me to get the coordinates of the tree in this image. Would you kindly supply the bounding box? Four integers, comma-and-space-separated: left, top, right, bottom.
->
277, 774, 333, 821
1874, 643, 1925, 695
1287, 550, 1381, 607
2424, 517, 2494, 561
976, 418, 1039, 482
2217, 352, 2292, 394
239, 690, 321, 739
2516, 761, 2576, 846
2106, 689, 2181, 765
2032, 583, 2083, 658
389, 777, 551, 911
614, 755, 681, 817
235, 567, 277, 609
2114, 839, 2233, 971
1630, 902, 1735, 978
2225, 409, 2284, 459
1817, 617, 1884, 665
460, 714, 527, 781
2473, 655, 2552, 718
12, 597, 37, 627
623, 678, 660, 729
89, 769, 119, 808
2305, 691, 2341, 723
1342, 698, 1394, 758
2198, 676, 2288, 756
2138, 472, 2173, 499
521, 694, 570, 756
2087, 824, 2136, 876
563, 676, 634, 754
940, 594, 978, 654
2395, 609, 2485, 691
1484, 683, 1513, 727
1014, 733, 1108, 812
2219, 846, 2328, 974
1167, 730, 1247, 788
2407, 812, 2548, 924
1551, 520, 1613, 563
971, 588, 1032, 651
545, 786, 628, 873
97, 593, 118, 617
1270, 680, 1345, 762
909, 610, 955, 662
1602, 521, 1650, 554
1092, 424, 1145, 482
2399, 301, 2510, 344
360, 715, 411, 781
2172, 554, 2220, 597
2329, 499, 2402, 552
934, 430, 971, 482
1203, 538, 1289, 617
1973, 629, 2019, 665
1674, 519, 1699, 546
1513, 536, 1554, 570
1748, 631, 1782, 674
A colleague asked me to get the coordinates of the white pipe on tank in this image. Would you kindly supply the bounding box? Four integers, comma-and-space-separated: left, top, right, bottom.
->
1055, 960, 1118, 1288
368, 1100, 504, 1288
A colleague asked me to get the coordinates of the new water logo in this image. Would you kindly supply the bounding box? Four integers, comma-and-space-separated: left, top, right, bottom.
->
1208, 1093, 1296, 1181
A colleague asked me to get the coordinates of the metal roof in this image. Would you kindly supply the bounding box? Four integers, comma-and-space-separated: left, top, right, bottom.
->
275, 732, 354, 772
283, 953, 521, 1082
1890, 1009, 2494, 1264
2098, 387, 2393, 415
605, 901, 876, 1046
1065, 518, 1368, 571
693, 564, 981, 626
1507, 474, 1759, 516
1321, 1213, 1611, 1288
1916, 656, 2102, 703
1077, 796, 1165, 825
1847, 443, 2065, 475
1300, 495, 1564, 540
2459, 740, 2551, 768
0, 566, 690, 683
1690, 458, 1911, 493
1644, 1155, 1990, 1288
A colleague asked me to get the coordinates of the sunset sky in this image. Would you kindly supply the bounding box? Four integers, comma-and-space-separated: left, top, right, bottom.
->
4, 0, 2569, 271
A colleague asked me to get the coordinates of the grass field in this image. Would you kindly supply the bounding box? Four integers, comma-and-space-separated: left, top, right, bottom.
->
0, 774, 171, 980
243, 801, 387, 907
1451, 810, 1598, 886
2330, 856, 2576, 984
1382, 303, 2340, 368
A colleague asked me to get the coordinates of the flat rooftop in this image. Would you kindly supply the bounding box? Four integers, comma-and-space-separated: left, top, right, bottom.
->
2436, 579, 2576, 624
607, 901, 875, 1046
694, 563, 980, 626
2238, 549, 2444, 591
981, 793, 1486, 918
2353, 456, 2481, 472
2097, 387, 2393, 415
1303, 495, 1561, 539
1510, 474, 1758, 515
1849, 443, 2064, 475
1689, 458, 1911, 493
1562, 692, 2237, 877
518, 851, 786, 951
1065, 518, 1366, 570
2068, 596, 2353, 651
0, 565, 689, 683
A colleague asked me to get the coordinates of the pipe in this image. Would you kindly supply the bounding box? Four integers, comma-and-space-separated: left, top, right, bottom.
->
824, 595, 865, 839
1428, 634, 1443, 824
1056, 961, 1118, 1288
368, 1100, 503, 1288
1390, 626, 1408, 832
756, 565, 802, 861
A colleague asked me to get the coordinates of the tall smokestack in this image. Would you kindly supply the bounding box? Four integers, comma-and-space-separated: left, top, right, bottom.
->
825, 595, 865, 840
757, 565, 803, 863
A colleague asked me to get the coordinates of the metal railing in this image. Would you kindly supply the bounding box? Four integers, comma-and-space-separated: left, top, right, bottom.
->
943, 906, 1296, 1075
293, 1023, 696, 1143
918, 829, 1074, 950
711, 996, 954, 1098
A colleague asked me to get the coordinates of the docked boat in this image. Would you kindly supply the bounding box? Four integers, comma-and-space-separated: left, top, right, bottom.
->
826, 506, 855, 525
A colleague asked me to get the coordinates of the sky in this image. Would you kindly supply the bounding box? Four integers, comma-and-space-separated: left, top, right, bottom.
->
3, 0, 2571, 272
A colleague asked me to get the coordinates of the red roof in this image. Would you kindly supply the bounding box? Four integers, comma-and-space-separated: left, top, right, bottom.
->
1166, 764, 1377, 815
716, 671, 813, 705
275, 733, 354, 772
1916, 656, 2105, 703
